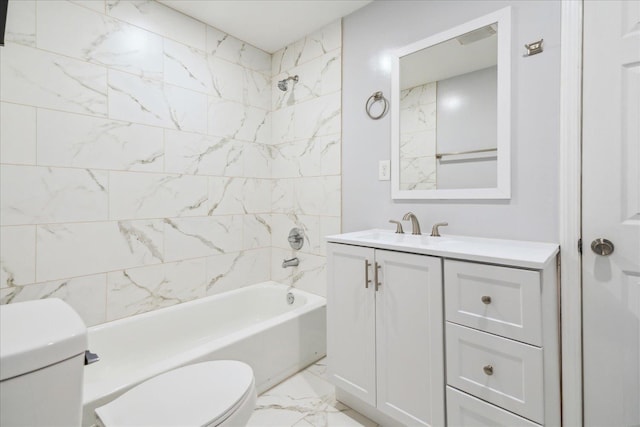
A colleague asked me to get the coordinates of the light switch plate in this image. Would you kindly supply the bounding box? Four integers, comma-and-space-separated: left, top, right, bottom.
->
378, 160, 390, 181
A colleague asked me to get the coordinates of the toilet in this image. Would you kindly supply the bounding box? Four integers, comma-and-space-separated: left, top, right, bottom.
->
0, 299, 257, 427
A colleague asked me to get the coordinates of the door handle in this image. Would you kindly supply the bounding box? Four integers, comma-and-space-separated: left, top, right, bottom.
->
374, 262, 381, 291
591, 238, 614, 256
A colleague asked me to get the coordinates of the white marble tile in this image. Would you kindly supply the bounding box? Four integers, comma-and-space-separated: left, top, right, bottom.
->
271, 106, 295, 144
293, 177, 324, 216
248, 360, 379, 427
37, 109, 164, 172
399, 156, 437, 191
273, 50, 341, 110
164, 130, 243, 177
271, 213, 319, 254
207, 26, 271, 75
4, 0, 36, 47
243, 179, 272, 214
243, 214, 271, 250
106, 258, 206, 320
400, 129, 436, 159
208, 98, 270, 144
208, 56, 244, 103
243, 69, 271, 111
37, 1, 163, 79
106, 0, 206, 51
70, 0, 106, 14
243, 143, 271, 179
108, 69, 207, 132
0, 43, 108, 116
163, 216, 243, 261
248, 370, 335, 427
319, 217, 341, 256
36, 220, 164, 282
109, 171, 208, 220
399, 102, 437, 133
290, 252, 326, 297
205, 248, 270, 295
163, 38, 212, 93
271, 247, 293, 285
294, 93, 341, 140
272, 179, 295, 214
0, 102, 36, 165
297, 20, 342, 65
208, 177, 245, 215
319, 135, 341, 176
0, 274, 107, 327
401, 82, 437, 109
292, 176, 340, 217
0, 226, 36, 288
271, 43, 301, 77
321, 176, 341, 217
0, 165, 109, 226
305, 358, 328, 381
272, 135, 339, 179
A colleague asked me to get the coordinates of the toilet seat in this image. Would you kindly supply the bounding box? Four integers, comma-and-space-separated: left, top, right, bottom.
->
95, 360, 256, 427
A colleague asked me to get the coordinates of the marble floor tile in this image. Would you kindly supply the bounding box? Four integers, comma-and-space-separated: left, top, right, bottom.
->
248, 359, 378, 427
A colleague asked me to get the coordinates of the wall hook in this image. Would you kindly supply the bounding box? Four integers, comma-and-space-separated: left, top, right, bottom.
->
524, 39, 543, 57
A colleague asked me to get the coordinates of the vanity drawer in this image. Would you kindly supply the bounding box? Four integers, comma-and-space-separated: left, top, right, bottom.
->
446, 387, 541, 427
444, 260, 542, 346
446, 323, 544, 424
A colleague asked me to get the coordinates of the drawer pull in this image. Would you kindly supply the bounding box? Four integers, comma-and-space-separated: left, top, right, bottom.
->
481, 295, 492, 304
483, 365, 494, 376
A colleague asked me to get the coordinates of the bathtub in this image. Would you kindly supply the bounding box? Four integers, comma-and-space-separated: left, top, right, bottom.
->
81, 281, 326, 426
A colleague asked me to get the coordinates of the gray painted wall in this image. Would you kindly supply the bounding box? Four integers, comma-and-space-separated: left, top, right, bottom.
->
342, 0, 560, 242
437, 66, 497, 189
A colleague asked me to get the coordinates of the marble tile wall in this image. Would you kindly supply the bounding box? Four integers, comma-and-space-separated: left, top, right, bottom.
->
0, 0, 342, 325
270, 21, 342, 297
399, 82, 437, 190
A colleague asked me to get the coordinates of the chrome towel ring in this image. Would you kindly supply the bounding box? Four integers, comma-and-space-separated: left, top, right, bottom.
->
365, 91, 389, 120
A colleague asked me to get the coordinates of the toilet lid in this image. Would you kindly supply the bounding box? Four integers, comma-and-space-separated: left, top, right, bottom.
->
95, 361, 255, 427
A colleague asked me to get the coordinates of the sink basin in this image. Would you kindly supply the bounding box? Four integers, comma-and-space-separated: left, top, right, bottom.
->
354, 230, 449, 245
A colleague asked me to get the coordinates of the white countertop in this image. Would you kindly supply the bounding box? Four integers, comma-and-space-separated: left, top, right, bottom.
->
326, 229, 559, 269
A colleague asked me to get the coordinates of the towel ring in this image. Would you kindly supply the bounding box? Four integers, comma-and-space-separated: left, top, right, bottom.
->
365, 91, 388, 120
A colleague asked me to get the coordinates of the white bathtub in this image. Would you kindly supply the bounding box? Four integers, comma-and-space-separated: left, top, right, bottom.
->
82, 281, 326, 426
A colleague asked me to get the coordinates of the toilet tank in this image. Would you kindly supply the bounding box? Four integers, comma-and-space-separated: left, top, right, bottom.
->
0, 299, 87, 427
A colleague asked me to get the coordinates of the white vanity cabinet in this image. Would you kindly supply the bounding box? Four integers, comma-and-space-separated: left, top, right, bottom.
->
326, 230, 560, 427
444, 260, 560, 427
326, 243, 445, 427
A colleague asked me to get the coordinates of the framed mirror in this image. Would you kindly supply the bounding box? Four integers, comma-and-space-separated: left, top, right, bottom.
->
391, 7, 511, 199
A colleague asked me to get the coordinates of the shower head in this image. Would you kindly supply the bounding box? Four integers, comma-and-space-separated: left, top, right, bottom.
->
277, 75, 299, 91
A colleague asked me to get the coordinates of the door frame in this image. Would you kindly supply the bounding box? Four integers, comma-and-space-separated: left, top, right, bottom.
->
559, 1, 583, 425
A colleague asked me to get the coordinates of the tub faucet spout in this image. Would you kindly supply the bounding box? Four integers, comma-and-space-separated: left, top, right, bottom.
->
282, 257, 299, 268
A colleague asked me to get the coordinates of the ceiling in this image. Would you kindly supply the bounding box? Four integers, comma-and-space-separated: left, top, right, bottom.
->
158, 0, 373, 53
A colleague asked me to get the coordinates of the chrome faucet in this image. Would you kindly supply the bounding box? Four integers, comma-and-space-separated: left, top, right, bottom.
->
402, 212, 421, 235
282, 257, 299, 268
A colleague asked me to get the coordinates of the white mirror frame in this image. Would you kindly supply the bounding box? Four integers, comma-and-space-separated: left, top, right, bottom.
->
391, 7, 511, 200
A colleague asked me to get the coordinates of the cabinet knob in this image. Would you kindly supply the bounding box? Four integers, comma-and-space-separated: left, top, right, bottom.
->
481, 295, 492, 304
483, 365, 494, 376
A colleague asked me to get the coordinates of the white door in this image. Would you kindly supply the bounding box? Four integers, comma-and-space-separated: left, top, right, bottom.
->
375, 250, 444, 427
582, 1, 640, 426
326, 243, 376, 405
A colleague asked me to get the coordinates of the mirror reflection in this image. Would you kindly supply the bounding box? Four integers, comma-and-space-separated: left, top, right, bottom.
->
398, 24, 498, 191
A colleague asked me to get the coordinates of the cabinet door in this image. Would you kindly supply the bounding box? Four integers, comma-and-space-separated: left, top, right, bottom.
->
375, 250, 445, 427
326, 243, 376, 405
